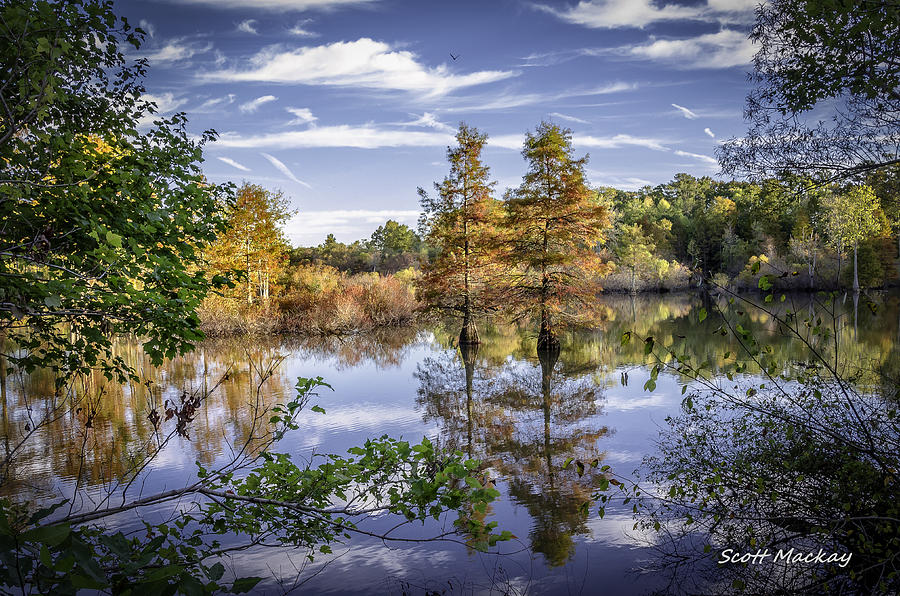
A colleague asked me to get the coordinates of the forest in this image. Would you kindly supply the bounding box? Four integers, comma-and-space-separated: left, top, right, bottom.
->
203, 145, 900, 343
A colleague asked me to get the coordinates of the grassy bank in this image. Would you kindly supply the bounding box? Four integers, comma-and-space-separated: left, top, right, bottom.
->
199, 265, 418, 336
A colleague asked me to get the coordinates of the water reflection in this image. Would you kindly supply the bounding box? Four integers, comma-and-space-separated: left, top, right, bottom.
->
417, 341, 610, 567
2, 292, 899, 593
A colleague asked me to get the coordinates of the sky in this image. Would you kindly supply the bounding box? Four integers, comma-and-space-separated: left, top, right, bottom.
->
114, 0, 761, 246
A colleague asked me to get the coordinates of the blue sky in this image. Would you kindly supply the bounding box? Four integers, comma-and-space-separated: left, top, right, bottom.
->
115, 0, 759, 246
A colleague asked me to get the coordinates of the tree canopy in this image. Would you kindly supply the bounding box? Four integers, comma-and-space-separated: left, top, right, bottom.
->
0, 0, 233, 381
719, 0, 900, 182
503, 122, 610, 349
418, 124, 499, 344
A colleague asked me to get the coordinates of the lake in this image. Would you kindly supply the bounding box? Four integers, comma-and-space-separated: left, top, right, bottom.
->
2, 291, 898, 594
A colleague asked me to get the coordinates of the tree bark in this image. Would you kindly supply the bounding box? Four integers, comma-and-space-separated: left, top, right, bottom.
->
853, 240, 860, 292
459, 312, 479, 345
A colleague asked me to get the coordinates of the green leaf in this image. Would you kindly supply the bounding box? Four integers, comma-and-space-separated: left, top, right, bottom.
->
231, 577, 264, 593
207, 562, 226, 581
698, 308, 707, 323
23, 523, 71, 547
106, 231, 123, 248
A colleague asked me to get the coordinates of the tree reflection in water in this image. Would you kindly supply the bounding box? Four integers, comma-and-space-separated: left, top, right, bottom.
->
608, 292, 900, 595
417, 341, 609, 567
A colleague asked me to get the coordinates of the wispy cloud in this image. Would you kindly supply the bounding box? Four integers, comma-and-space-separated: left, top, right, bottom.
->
137, 92, 187, 126
239, 95, 278, 113
141, 38, 213, 64
443, 81, 637, 112
401, 112, 455, 133
196, 94, 236, 112
237, 19, 258, 34
215, 125, 454, 149
214, 123, 668, 154
261, 152, 312, 187
203, 38, 516, 96
578, 133, 668, 151
704, 127, 716, 138
628, 30, 754, 69
289, 19, 319, 37
164, 0, 378, 10
286, 107, 318, 125
285, 209, 420, 245
141, 92, 187, 114
548, 112, 590, 124
588, 172, 655, 191
489, 132, 667, 152
671, 103, 698, 119
138, 19, 155, 37
538, 0, 757, 29
217, 156, 251, 171
674, 149, 718, 166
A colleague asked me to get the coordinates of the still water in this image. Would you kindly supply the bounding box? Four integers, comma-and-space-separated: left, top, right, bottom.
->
2, 292, 898, 594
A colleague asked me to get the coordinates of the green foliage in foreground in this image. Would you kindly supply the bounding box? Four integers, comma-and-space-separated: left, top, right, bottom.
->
1, 0, 234, 382
0, 377, 508, 595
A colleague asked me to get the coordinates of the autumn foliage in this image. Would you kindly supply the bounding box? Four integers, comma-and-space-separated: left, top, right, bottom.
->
501, 122, 611, 349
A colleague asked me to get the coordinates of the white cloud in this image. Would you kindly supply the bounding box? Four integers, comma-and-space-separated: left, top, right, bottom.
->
548, 112, 590, 124
239, 95, 278, 113
674, 149, 719, 166
285, 209, 420, 245
286, 107, 318, 125
138, 19, 155, 37
402, 112, 455, 133
213, 124, 666, 154
142, 38, 212, 64
142, 92, 187, 113
589, 173, 655, 191
444, 81, 637, 112
203, 38, 516, 96
217, 156, 251, 171
261, 152, 312, 187
628, 30, 755, 68
289, 19, 319, 37
704, 127, 716, 138
196, 94, 236, 112
489, 132, 668, 152
541, 0, 757, 29
215, 125, 454, 149
671, 103, 698, 119
577, 133, 668, 151
237, 19, 258, 34
136, 92, 187, 127
165, 0, 376, 10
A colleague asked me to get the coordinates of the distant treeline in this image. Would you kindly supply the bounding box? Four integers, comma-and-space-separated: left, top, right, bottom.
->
199, 124, 899, 340
292, 173, 900, 293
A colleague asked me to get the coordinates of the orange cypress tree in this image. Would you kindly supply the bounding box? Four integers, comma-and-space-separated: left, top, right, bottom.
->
503, 122, 610, 351
418, 124, 499, 345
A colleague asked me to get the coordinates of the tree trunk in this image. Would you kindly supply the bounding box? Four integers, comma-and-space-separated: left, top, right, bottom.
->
538, 342, 559, 488
853, 240, 860, 292
809, 249, 816, 290
836, 248, 842, 289
460, 342, 478, 458
537, 307, 559, 352
246, 239, 253, 305
459, 312, 479, 345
